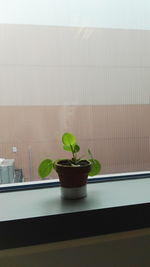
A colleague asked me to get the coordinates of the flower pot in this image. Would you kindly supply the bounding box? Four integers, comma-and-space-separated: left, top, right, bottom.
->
55, 160, 91, 200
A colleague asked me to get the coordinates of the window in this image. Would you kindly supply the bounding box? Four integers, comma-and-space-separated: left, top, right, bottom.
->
0, 0, 150, 186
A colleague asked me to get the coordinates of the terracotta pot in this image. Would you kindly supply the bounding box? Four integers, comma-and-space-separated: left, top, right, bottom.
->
55, 161, 91, 200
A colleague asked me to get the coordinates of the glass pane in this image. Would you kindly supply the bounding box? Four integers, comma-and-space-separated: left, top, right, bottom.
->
0, 0, 150, 184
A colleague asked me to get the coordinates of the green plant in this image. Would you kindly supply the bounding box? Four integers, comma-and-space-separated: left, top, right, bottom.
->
38, 133, 101, 178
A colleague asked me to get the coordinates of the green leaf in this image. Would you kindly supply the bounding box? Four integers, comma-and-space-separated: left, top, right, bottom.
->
74, 144, 80, 153
38, 159, 53, 178
62, 133, 76, 146
63, 145, 72, 152
53, 160, 56, 170
88, 159, 101, 176
63, 143, 80, 153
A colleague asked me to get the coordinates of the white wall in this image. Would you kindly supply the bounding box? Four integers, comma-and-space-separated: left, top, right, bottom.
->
0, 24, 150, 105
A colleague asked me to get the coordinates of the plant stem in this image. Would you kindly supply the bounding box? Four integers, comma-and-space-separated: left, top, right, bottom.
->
88, 149, 94, 160
70, 145, 76, 161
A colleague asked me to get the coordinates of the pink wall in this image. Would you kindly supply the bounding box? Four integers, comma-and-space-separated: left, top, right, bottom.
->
0, 105, 150, 181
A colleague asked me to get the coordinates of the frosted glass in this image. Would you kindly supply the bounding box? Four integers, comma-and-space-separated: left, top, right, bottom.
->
0, 1, 150, 183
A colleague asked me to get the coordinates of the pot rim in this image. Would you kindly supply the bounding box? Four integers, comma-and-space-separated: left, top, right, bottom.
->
55, 159, 91, 168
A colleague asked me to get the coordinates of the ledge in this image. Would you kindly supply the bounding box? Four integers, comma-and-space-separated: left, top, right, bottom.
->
0, 178, 150, 250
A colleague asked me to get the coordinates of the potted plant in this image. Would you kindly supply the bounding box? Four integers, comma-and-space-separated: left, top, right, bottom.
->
38, 133, 101, 199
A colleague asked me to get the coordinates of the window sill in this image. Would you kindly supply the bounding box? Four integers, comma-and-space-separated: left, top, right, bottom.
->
0, 178, 150, 250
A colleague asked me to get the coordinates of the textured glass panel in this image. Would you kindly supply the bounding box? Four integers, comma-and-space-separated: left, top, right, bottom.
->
0, 1, 150, 184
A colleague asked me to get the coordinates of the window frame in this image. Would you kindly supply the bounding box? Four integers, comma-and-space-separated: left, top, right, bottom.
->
1, 171, 150, 193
